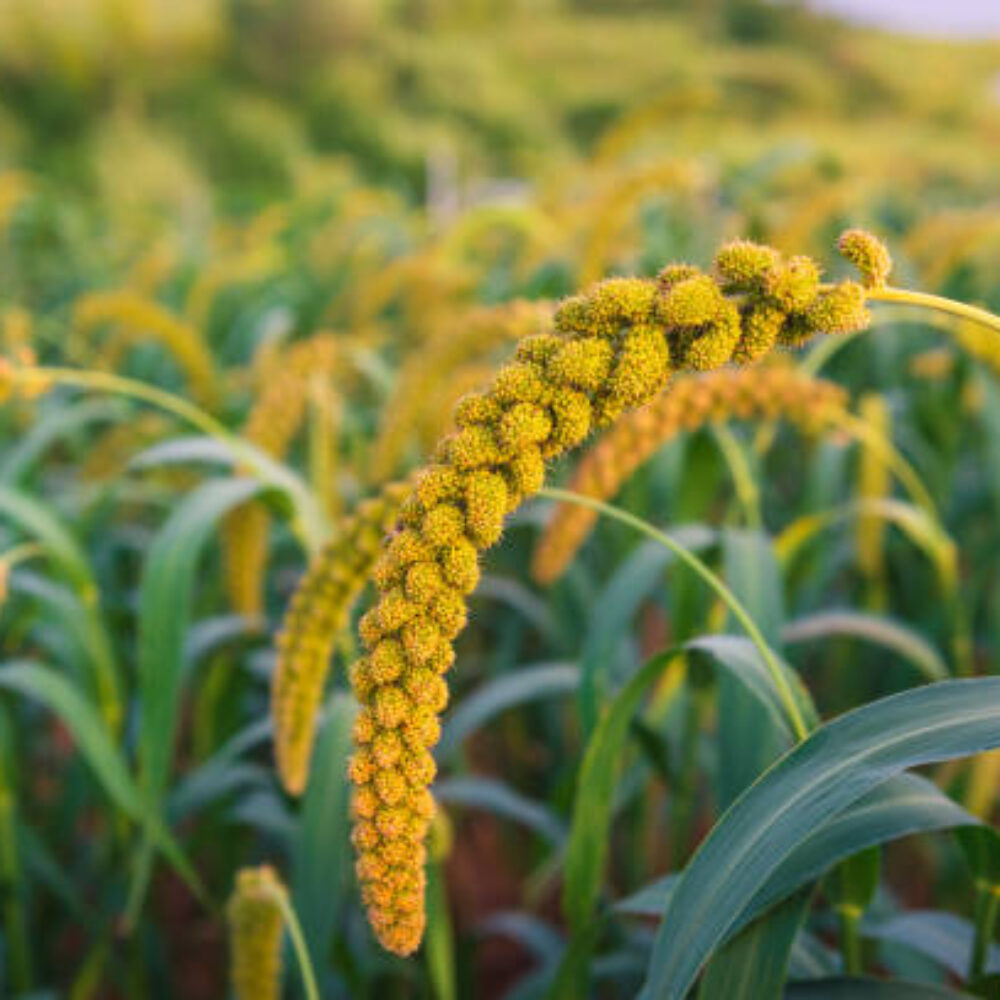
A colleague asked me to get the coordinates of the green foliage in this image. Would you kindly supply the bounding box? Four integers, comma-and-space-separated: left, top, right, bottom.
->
3, 1, 1000, 996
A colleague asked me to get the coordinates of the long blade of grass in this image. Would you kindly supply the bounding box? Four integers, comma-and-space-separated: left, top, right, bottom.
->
776, 499, 957, 598
0, 486, 95, 597
616, 773, 977, 924
137, 477, 262, 800
0, 398, 123, 486
128, 478, 262, 923
865, 910, 1000, 979
437, 662, 579, 762
697, 892, 812, 1000
435, 777, 566, 846
539, 487, 809, 741
291, 695, 356, 969
641, 678, 1000, 998
718, 528, 793, 807
0, 661, 206, 904
577, 529, 713, 735
782, 610, 949, 682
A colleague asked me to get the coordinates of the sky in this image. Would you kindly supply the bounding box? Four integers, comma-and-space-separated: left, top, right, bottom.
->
805, 0, 1000, 38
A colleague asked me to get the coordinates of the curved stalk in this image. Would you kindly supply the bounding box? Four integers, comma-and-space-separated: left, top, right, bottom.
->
267, 883, 320, 1000
712, 425, 762, 529
16, 367, 328, 551
868, 287, 1000, 338
539, 486, 810, 741
970, 882, 1000, 983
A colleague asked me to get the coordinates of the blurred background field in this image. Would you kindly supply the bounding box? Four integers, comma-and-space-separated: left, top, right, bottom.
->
5, 1, 1000, 998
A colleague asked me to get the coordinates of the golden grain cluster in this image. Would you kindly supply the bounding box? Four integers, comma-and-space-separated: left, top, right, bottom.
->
532, 365, 848, 583
342, 232, 878, 954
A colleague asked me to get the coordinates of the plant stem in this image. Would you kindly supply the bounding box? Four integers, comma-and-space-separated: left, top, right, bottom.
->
30, 367, 233, 440
868, 287, 1000, 338
712, 425, 761, 529
837, 903, 863, 975
539, 487, 810, 741
20, 366, 328, 551
268, 884, 321, 1000
670, 678, 709, 867
969, 882, 1000, 982
830, 410, 937, 517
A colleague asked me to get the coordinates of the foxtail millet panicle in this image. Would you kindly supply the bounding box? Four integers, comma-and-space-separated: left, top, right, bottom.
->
272, 480, 410, 796
73, 290, 219, 408
837, 228, 893, 289
531, 365, 848, 584
347, 231, 882, 956
224, 334, 341, 617
227, 865, 286, 1000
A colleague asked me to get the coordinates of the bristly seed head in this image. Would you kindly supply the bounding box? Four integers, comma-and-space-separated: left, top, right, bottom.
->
343, 231, 878, 957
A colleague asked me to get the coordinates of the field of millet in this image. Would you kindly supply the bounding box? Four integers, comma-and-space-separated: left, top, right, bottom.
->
5, 1, 1000, 997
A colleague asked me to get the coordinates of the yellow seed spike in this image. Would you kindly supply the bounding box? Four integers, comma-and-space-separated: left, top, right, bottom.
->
272, 481, 411, 796
74, 291, 219, 409
348, 236, 873, 957
223, 503, 271, 619
224, 335, 341, 617
855, 393, 892, 588
837, 228, 893, 289
0, 346, 47, 404
369, 301, 552, 481
532, 365, 848, 584
227, 866, 286, 1000
966, 749, 1000, 819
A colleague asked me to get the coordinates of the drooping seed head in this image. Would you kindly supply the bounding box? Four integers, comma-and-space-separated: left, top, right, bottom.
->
837, 228, 892, 288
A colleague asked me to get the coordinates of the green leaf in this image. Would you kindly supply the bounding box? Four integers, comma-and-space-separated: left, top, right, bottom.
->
548, 650, 685, 1000
435, 777, 566, 846
137, 477, 262, 801
0, 662, 135, 815
0, 662, 204, 901
0, 398, 122, 485
129, 430, 328, 551
168, 719, 271, 821
426, 857, 456, 1000
782, 610, 949, 682
789, 930, 840, 980
641, 679, 1000, 999
578, 540, 674, 735
617, 772, 976, 927
687, 635, 818, 742
723, 529, 786, 645
564, 651, 675, 933
291, 695, 356, 967
777, 499, 957, 599
437, 662, 578, 761
698, 892, 812, 1000
578, 528, 714, 733
129, 435, 238, 471
866, 909, 1000, 978
718, 529, 792, 806
476, 574, 561, 645
0, 486, 95, 596
11, 572, 121, 731
784, 979, 975, 999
